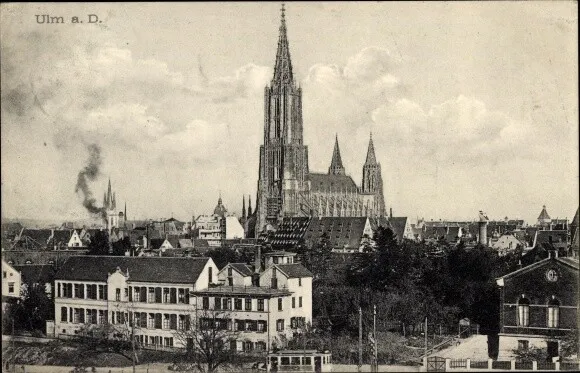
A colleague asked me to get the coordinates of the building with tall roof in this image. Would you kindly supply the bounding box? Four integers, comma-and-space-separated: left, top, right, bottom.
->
254, 5, 386, 236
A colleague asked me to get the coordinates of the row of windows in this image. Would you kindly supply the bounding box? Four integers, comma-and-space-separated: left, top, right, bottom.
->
137, 335, 174, 348
201, 295, 304, 311
57, 283, 193, 305
60, 307, 191, 330
202, 296, 266, 311
58, 283, 107, 300
129, 286, 190, 304
197, 339, 267, 352
198, 318, 268, 333
516, 297, 561, 328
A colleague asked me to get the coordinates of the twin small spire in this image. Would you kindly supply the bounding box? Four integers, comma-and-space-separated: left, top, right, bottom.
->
329, 133, 377, 176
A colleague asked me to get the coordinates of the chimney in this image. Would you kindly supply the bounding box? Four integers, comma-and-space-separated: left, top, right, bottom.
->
254, 246, 262, 273
389, 208, 393, 219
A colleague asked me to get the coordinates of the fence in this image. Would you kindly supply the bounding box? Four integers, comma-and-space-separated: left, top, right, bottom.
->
424, 357, 580, 371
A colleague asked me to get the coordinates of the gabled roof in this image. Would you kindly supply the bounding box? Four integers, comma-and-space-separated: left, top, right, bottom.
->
274, 263, 313, 279
221, 263, 254, 277
304, 217, 369, 250
55, 256, 210, 284
167, 237, 180, 248
149, 238, 168, 251
388, 217, 408, 241
13, 264, 55, 285
496, 256, 578, 284
308, 173, 357, 192
193, 239, 210, 249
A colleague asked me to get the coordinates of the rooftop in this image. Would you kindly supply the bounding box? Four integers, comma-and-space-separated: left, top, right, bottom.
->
56, 255, 210, 284
193, 285, 292, 297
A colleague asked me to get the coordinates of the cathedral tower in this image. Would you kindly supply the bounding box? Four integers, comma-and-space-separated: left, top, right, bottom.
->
256, 4, 309, 234
361, 134, 386, 216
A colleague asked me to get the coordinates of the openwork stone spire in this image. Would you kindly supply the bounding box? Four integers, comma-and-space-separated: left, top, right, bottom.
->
364, 132, 377, 165
328, 134, 346, 175
272, 2, 294, 85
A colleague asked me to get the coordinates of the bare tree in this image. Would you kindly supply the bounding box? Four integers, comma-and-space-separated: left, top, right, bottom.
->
172, 307, 243, 373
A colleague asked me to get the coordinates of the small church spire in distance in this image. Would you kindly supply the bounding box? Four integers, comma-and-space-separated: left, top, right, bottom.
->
242, 195, 247, 219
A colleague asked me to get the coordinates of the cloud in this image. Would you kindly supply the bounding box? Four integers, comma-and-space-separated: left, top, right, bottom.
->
1, 23, 576, 223
369, 95, 548, 163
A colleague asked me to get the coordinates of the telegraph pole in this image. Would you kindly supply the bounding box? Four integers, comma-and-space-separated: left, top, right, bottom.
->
131, 322, 136, 373
373, 305, 377, 373
358, 306, 362, 372
424, 316, 428, 357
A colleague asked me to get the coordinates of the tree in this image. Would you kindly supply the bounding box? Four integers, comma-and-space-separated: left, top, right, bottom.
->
172, 308, 243, 373
3, 281, 54, 335
111, 236, 132, 256
87, 230, 110, 255
205, 247, 241, 269
306, 232, 333, 283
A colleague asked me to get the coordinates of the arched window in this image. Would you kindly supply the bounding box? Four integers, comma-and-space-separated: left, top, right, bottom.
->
517, 296, 530, 327
547, 297, 560, 328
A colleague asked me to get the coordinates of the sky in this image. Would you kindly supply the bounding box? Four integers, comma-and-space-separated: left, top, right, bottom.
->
1, 2, 578, 224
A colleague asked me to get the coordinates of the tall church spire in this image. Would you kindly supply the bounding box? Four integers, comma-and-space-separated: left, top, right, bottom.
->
242, 196, 247, 219
364, 133, 377, 165
328, 134, 346, 175
272, 2, 294, 85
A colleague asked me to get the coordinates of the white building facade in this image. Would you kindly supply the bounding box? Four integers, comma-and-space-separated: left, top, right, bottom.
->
52, 254, 312, 352
53, 256, 219, 349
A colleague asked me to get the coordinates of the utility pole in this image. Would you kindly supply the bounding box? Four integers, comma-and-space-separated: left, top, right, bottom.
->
131, 321, 136, 373
373, 305, 377, 373
358, 306, 362, 372
424, 316, 428, 357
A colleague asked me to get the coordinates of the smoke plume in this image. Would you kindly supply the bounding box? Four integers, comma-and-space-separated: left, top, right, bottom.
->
75, 143, 106, 219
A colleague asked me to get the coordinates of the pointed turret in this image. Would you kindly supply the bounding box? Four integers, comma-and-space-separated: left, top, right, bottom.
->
364, 133, 377, 165
537, 205, 552, 227
107, 178, 112, 200
328, 134, 346, 175
272, 3, 294, 86
242, 196, 247, 219
538, 205, 551, 221
124, 202, 127, 221
248, 195, 252, 216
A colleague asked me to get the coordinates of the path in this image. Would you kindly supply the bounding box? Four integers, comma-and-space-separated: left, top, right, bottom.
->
429, 335, 489, 360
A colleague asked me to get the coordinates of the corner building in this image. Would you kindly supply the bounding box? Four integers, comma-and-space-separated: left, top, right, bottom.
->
256, 7, 386, 235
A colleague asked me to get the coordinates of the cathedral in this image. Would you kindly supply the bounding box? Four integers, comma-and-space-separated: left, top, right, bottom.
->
255, 5, 386, 235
